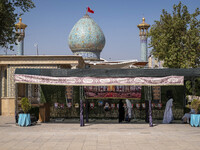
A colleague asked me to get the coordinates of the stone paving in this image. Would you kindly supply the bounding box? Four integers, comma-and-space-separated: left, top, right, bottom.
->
0, 116, 200, 150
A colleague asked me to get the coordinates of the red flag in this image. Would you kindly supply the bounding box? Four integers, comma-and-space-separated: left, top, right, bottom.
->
87, 7, 94, 13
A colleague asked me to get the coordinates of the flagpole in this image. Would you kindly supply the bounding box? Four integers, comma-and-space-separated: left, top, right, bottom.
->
86, 7, 88, 15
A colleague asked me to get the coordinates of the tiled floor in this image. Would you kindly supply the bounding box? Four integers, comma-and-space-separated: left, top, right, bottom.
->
0, 116, 200, 150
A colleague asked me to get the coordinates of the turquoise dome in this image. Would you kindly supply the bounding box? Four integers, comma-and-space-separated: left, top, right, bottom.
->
68, 14, 105, 60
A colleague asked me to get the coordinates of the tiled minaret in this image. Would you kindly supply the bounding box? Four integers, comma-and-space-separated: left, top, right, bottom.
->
137, 18, 150, 62
15, 18, 27, 55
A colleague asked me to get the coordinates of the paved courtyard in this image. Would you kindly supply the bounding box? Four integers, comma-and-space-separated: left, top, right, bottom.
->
0, 116, 200, 150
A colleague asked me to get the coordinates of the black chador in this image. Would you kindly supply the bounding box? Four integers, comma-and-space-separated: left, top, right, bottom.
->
118, 100, 125, 123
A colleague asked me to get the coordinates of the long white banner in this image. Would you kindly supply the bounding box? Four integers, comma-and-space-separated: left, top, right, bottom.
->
14, 74, 184, 86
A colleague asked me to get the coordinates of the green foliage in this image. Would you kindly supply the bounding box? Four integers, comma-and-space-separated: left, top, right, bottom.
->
186, 80, 193, 95
186, 78, 200, 96
73, 86, 80, 103
161, 86, 184, 109
0, 0, 35, 49
149, 2, 200, 68
40, 85, 66, 104
20, 97, 31, 113
191, 99, 200, 112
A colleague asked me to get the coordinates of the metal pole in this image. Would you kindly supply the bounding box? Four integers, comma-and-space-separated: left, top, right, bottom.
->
15, 83, 18, 124
86, 99, 89, 123
37, 45, 39, 55
80, 86, 84, 127
148, 86, 153, 127
183, 80, 186, 109
144, 86, 149, 123
34, 43, 39, 55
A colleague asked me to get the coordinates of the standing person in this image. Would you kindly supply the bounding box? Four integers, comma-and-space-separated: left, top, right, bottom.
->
126, 99, 132, 122
118, 99, 125, 123
163, 90, 174, 124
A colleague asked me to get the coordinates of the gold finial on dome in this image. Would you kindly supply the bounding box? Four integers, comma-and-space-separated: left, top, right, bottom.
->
137, 17, 150, 36
15, 17, 27, 31
137, 17, 150, 29
142, 17, 145, 22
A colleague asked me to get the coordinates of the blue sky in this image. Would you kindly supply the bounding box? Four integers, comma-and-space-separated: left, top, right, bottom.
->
2, 0, 200, 61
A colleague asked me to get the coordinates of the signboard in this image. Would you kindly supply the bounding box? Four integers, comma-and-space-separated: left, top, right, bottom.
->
66, 86, 73, 100
152, 86, 161, 101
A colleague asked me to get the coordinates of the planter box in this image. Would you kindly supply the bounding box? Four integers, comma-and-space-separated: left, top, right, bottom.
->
18, 113, 31, 126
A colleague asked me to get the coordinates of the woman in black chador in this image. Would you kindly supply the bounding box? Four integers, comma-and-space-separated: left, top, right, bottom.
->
118, 99, 125, 123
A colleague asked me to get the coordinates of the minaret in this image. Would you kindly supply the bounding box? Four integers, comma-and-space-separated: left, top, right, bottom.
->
15, 18, 27, 55
137, 18, 150, 62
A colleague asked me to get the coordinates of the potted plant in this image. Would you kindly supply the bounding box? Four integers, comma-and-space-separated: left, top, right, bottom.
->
18, 97, 31, 126
191, 99, 200, 113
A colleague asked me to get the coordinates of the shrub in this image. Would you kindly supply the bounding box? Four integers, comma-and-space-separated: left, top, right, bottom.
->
191, 99, 200, 113
20, 97, 31, 113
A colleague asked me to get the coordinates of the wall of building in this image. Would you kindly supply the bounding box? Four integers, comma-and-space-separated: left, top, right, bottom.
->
148, 55, 164, 68
1, 97, 15, 116
0, 66, 6, 115
1, 64, 58, 116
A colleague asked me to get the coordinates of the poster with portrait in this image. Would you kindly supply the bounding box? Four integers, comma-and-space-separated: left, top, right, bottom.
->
84, 86, 141, 100
65, 86, 73, 100
152, 86, 161, 102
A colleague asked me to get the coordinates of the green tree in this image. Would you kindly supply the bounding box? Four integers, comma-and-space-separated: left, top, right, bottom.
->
149, 2, 200, 68
20, 97, 31, 113
0, 0, 35, 50
186, 78, 200, 96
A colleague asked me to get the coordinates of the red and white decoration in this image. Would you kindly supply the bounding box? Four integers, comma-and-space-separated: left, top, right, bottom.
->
142, 103, 146, 109
157, 103, 162, 109
15, 74, 184, 86
111, 104, 115, 108
90, 103, 94, 108
136, 103, 140, 109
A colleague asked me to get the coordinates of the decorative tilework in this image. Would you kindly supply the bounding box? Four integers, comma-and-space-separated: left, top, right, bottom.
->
74, 51, 100, 60
7, 65, 58, 98
16, 38, 24, 55
1, 68, 6, 97
140, 35, 148, 62
68, 14, 105, 60
0, 69, 2, 97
